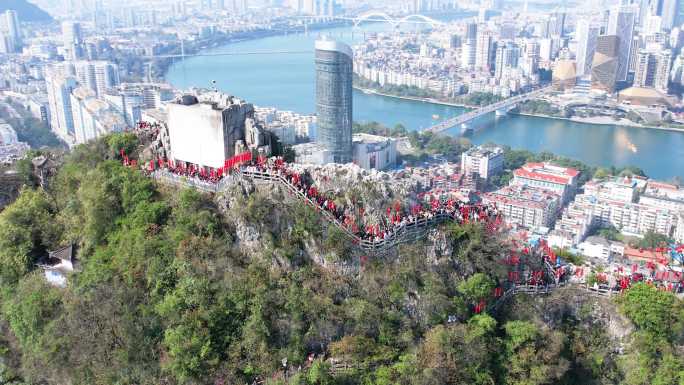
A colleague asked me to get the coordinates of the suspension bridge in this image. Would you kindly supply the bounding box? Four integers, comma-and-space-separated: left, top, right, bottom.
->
424, 84, 555, 134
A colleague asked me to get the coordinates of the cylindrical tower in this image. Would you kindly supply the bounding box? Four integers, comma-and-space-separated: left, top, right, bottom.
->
315, 37, 353, 164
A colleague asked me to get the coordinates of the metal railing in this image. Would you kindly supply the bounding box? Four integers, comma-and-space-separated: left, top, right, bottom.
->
153, 168, 478, 253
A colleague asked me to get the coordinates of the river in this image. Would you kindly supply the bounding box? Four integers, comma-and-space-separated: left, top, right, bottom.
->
165, 24, 684, 181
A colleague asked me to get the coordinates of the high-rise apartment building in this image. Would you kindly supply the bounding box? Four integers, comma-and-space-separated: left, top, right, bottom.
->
4, 10, 21, 53
475, 30, 494, 71
661, 0, 678, 30
315, 38, 353, 164
495, 42, 519, 79
461, 23, 478, 68
62, 21, 85, 60
575, 20, 599, 76
607, 4, 637, 82
45, 68, 78, 140
548, 12, 566, 37
591, 35, 620, 92
634, 49, 672, 92
73, 61, 119, 97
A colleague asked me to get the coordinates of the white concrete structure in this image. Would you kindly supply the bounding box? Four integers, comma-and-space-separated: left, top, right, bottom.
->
70, 87, 127, 144
512, 162, 580, 204
483, 185, 561, 230
293, 142, 334, 165
166, 93, 258, 170
73, 61, 120, 97
352, 133, 397, 170
45, 68, 78, 141
578, 236, 625, 261
460, 145, 504, 180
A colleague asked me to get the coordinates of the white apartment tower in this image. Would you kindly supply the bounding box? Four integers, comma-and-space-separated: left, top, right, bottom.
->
4, 10, 21, 53
73, 61, 120, 97
475, 30, 493, 71
634, 48, 672, 92
45, 68, 78, 140
461, 23, 478, 69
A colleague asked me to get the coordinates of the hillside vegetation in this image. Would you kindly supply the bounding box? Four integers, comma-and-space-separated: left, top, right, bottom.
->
0, 133, 682, 385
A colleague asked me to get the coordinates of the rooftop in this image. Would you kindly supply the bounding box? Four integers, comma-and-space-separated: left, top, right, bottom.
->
514, 162, 580, 185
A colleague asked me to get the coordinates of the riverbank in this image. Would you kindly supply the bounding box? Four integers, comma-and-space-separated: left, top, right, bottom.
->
354, 86, 684, 134
514, 112, 684, 133
353, 85, 476, 109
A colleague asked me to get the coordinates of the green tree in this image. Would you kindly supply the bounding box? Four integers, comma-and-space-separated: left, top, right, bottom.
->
457, 273, 495, 304
503, 321, 569, 385
0, 188, 59, 284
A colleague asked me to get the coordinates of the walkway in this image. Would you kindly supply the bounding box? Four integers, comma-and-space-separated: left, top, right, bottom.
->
152, 167, 492, 253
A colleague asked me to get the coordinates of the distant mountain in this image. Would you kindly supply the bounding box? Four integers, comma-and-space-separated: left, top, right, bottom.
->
0, 0, 53, 23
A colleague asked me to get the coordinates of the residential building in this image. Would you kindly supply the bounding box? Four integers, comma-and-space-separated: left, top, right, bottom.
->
460, 145, 504, 180
475, 30, 493, 71
461, 23, 477, 68
482, 184, 562, 229
634, 48, 672, 91
495, 42, 519, 79
512, 162, 580, 204
45, 68, 78, 141
73, 61, 120, 97
3, 10, 21, 53
70, 87, 127, 144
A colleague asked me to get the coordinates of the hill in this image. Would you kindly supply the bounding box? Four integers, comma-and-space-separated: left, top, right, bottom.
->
0, 133, 682, 385
0, 0, 52, 23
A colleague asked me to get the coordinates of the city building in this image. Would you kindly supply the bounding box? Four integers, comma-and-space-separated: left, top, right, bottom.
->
461, 23, 477, 69
166, 92, 270, 170
575, 20, 599, 76
550, 177, 684, 247
3, 10, 21, 53
45, 68, 78, 141
591, 35, 620, 92
578, 236, 625, 261
352, 133, 397, 171
552, 59, 577, 91
607, 4, 637, 82
512, 162, 580, 204
634, 48, 672, 92
315, 38, 353, 164
72, 61, 120, 97
482, 184, 562, 230
62, 21, 85, 60
495, 42, 519, 80
460, 145, 504, 180
475, 30, 494, 71
70, 87, 127, 144
0, 121, 18, 144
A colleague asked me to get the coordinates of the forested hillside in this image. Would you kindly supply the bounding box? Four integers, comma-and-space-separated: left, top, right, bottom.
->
0, 133, 682, 385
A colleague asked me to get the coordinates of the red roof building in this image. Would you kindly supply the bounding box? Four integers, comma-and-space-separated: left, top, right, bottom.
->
512, 162, 580, 204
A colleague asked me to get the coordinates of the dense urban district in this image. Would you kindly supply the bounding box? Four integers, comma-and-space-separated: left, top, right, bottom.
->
0, 0, 683, 385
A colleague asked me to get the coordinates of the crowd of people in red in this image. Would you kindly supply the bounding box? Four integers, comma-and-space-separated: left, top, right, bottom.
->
242, 156, 503, 244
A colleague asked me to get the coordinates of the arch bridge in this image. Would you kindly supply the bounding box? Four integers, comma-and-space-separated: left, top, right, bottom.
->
346, 11, 444, 28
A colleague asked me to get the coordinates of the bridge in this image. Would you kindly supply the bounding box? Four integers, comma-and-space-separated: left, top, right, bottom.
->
424, 85, 554, 134
298, 11, 445, 28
